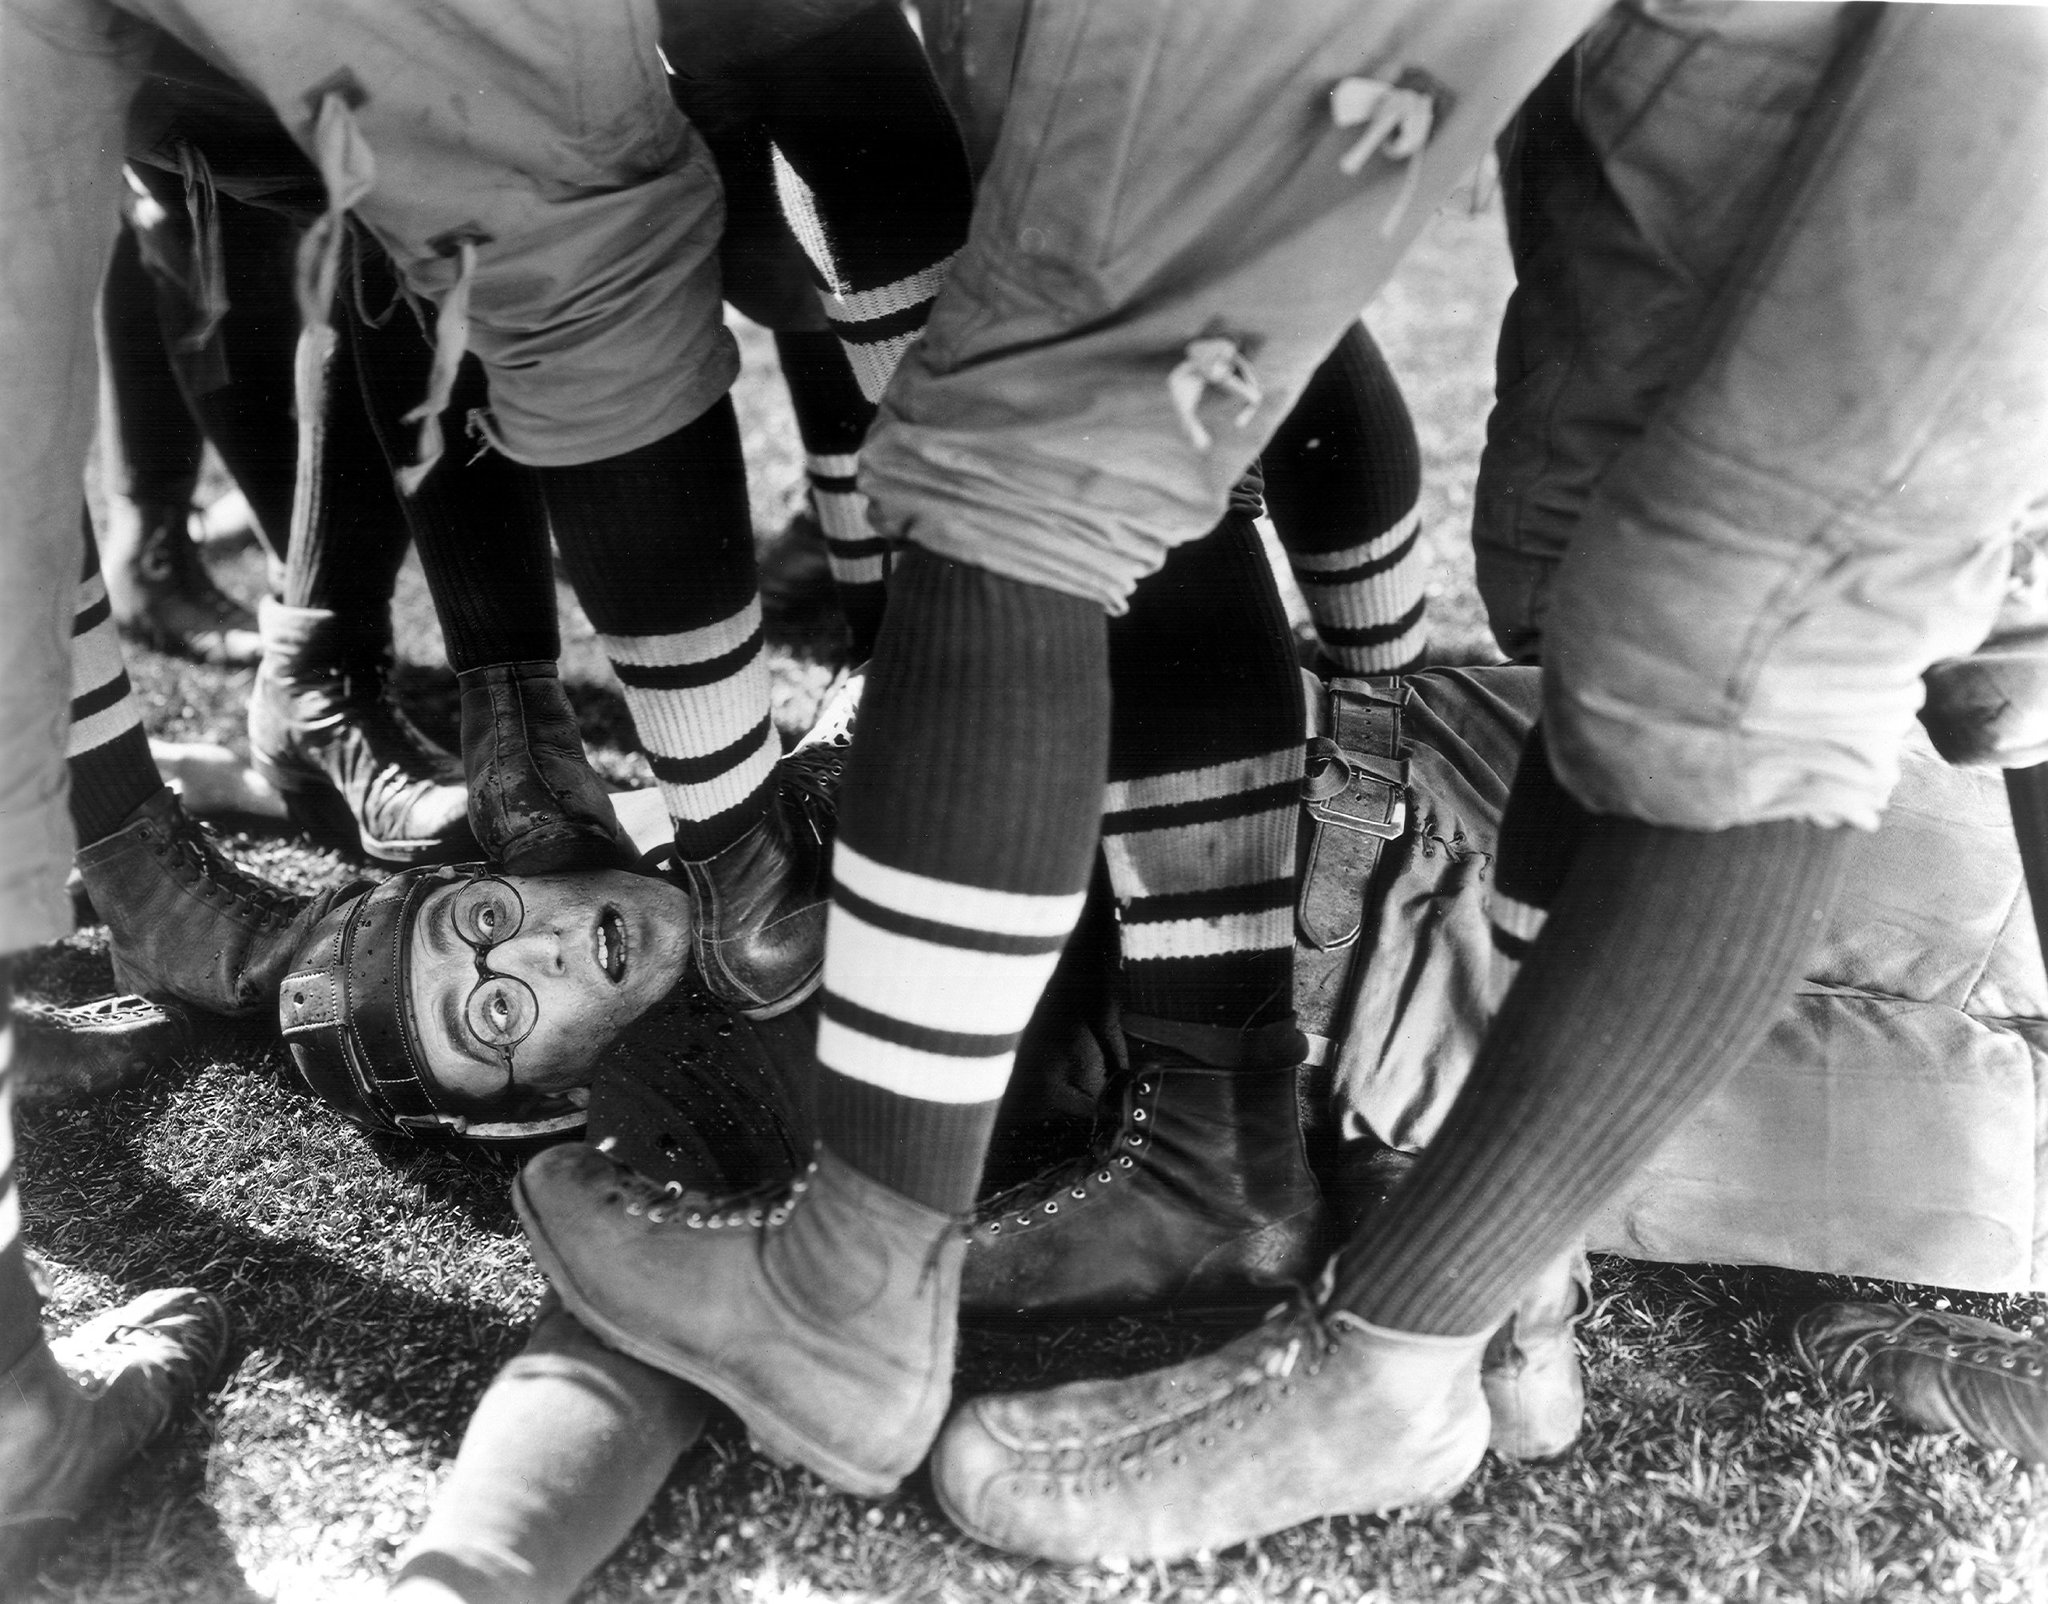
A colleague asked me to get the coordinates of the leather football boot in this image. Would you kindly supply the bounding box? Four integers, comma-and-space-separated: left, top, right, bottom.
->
1793, 1300, 2048, 1463
249, 601, 476, 865
0, 1288, 230, 1594
514, 1142, 962, 1498
73, 787, 336, 1019
676, 742, 838, 1020
961, 1056, 1326, 1324
932, 1268, 1491, 1564
10, 995, 194, 1106
458, 661, 635, 874
1484, 1245, 1592, 1463
100, 499, 260, 668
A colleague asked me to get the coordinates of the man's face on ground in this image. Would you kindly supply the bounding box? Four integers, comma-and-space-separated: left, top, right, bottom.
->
406, 869, 694, 1101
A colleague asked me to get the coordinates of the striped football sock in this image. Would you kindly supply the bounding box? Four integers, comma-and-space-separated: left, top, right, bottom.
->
775, 329, 889, 657
1265, 321, 1429, 674
748, 4, 973, 401
1103, 517, 1303, 1060
540, 402, 775, 860
813, 552, 1108, 1212
68, 518, 161, 846
602, 601, 781, 861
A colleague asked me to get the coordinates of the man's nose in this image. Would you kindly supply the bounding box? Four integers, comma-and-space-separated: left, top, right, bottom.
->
491, 923, 567, 977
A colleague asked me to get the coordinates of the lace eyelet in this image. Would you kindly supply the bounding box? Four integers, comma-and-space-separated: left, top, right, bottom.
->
1044, 1201, 1059, 1215
1070, 1186, 1087, 1200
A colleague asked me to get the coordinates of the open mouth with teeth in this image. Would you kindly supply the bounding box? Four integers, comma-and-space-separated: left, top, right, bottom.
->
597, 907, 628, 985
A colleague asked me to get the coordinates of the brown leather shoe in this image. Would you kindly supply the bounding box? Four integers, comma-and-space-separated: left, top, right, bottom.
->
99, 500, 260, 668
0, 1288, 230, 1594
249, 601, 475, 865
962, 1056, 1326, 1324
933, 1275, 1490, 1563
515, 1142, 961, 1497
1793, 1300, 2048, 1463
458, 661, 634, 873
1484, 1245, 1592, 1463
73, 787, 334, 1018
10, 995, 194, 1106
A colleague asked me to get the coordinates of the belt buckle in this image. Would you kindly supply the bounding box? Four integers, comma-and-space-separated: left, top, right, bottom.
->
1309, 788, 1407, 841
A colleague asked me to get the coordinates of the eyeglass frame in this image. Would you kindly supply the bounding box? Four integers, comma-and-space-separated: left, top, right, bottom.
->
442, 870, 539, 1072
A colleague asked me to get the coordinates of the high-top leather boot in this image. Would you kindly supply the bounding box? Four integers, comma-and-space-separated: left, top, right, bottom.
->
961, 1054, 1327, 1323
249, 600, 475, 865
73, 787, 337, 1018
932, 1268, 1491, 1564
1484, 1244, 1592, 1462
100, 499, 260, 667
1793, 1301, 2048, 1463
0, 1288, 230, 1591
514, 1142, 962, 1498
676, 736, 840, 1020
458, 661, 634, 874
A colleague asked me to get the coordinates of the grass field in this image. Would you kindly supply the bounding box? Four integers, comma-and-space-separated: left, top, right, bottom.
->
19, 199, 2048, 1604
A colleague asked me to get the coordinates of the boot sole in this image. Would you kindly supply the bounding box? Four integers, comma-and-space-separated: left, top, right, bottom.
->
254, 755, 475, 867
512, 1170, 907, 1500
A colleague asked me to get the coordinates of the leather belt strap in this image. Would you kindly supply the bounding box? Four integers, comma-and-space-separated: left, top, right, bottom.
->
1295, 676, 1410, 1068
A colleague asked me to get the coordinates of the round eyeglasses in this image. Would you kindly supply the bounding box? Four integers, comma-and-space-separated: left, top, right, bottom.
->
445, 874, 537, 1062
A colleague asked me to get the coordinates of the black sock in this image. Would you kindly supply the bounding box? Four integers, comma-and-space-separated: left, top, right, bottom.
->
1335, 737, 1854, 1335
539, 401, 772, 859
172, 191, 302, 569
281, 266, 412, 648
343, 244, 559, 671
775, 328, 887, 658
1103, 517, 1304, 1061
1264, 322, 1428, 673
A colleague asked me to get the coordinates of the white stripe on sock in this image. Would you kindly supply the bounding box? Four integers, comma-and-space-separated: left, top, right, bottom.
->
1117, 906, 1294, 963
1288, 507, 1422, 574
1101, 806, 1294, 900
813, 488, 872, 546
67, 698, 144, 760
824, 901, 1068, 1041
806, 452, 860, 481
834, 844, 1087, 938
603, 600, 761, 670
1103, 747, 1301, 817
654, 721, 780, 826
817, 1016, 1012, 1104
1488, 887, 1548, 945
842, 331, 920, 404
821, 254, 957, 326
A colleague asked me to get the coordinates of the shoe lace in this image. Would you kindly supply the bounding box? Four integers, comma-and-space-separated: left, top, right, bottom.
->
1810, 1305, 2048, 1391
159, 808, 304, 927
598, 1142, 816, 1230
974, 1072, 1158, 1232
